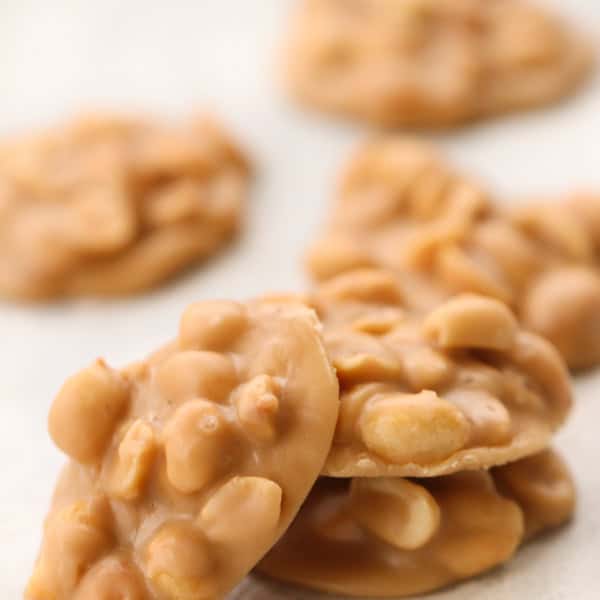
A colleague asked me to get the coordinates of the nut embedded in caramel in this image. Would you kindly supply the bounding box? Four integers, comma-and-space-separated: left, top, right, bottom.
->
179, 300, 249, 351
27, 299, 340, 600
198, 476, 283, 556
443, 389, 512, 447
48, 359, 130, 464
492, 448, 576, 539
349, 478, 440, 550
146, 522, 217, 600
163, 400, 234, 494
107, 419, 156, 500
423, 294, 518, 350
522, 267, 600, 370
358, 391, 470, 466
155, 351, 238, 404
233, 375, 281, 443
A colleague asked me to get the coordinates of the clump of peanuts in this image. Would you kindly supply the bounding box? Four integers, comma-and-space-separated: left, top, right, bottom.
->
307, 137, 600, 369
0, 114, 250, 300
309, 269, 571, 478
258, 448, 575, 597
284, 0, 592, 127
27, 299, 340, 599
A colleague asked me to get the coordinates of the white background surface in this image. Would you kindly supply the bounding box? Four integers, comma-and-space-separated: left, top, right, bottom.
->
0, 1, 599, 598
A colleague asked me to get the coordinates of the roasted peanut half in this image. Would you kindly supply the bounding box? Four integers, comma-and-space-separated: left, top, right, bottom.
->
199, 476, 282, 554
507, 330, 571, 424
394, 344, 454, 390
423, 294, 517, 350
350, 477, 440, 550
493, 449, 576, 539
145, 522, 217, 600
325, 329, 403, 384
444, 388, 513, 447
48, 360, 130, 464
179, 300, 248, 351
163, 400, 235, 494
108, 420, 156, 500
522, 267, 600, 370
155, 350, 238, 404
432, 472, 524, 577
234, 375, 281, 443
359, 391, 470, 465
335, 383, 395, 445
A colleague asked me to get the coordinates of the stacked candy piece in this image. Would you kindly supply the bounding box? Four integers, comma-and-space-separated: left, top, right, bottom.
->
257, 271, 575, 596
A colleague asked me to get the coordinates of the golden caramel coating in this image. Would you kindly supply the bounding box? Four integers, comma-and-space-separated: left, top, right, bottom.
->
284, 0, 593, 127
0, 114, 250, 300
307, 138, 600, 369
492, 448, 576, 540
26, 300, 339, 600
258, 449, 575, 598
310, 269, 571, 477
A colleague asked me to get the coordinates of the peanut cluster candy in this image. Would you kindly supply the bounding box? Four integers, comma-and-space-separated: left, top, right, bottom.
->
26, 299, 340, 599
257, 449, 575, 598
284, 0, 593, 127
0, 114, 250, 300
310, 269, 572, 477
307, 138, 600, 369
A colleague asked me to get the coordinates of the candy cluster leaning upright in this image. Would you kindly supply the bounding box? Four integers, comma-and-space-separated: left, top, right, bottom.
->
26, 299, 340, 599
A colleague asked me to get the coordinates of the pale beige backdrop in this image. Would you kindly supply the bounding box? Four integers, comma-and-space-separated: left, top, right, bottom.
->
0, 1, 598, 598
